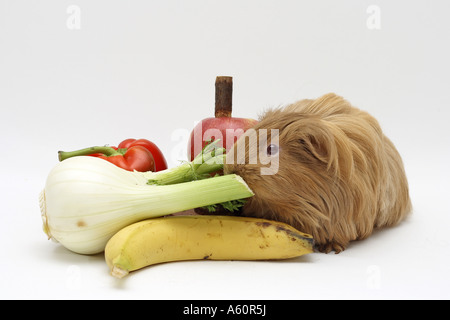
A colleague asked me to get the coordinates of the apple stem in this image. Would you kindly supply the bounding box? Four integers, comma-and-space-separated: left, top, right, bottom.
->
215, 76, 233, 118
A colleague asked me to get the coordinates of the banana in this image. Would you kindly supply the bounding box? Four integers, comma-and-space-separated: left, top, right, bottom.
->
105, 215, 314, 278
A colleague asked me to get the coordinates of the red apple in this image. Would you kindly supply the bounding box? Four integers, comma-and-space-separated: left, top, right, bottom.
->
187, 76, 258, 161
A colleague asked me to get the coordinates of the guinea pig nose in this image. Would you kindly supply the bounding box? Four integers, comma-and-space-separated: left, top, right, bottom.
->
266, 144, 279, 156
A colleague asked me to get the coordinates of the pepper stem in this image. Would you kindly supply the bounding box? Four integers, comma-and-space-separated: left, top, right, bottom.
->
215, 76, 233, 118
58, 146, 121, 161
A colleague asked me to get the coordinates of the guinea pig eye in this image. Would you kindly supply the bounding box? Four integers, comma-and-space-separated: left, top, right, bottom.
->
266, 144, 279, 156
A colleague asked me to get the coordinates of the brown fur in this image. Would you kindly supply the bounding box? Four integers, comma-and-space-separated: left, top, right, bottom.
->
224, 93, 411, 253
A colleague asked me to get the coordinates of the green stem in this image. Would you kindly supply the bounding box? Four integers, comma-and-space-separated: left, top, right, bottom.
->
147, 153, 226, 185
146, 162, 196, 185
196, 155, 225, 175
58, 146, 121, 161
192, 139, 224, 166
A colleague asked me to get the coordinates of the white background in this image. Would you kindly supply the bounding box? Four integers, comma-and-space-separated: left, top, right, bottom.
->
1, 0, 449, 300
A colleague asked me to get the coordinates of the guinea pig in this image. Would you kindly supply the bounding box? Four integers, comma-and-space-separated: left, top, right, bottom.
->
224, 93, 412, 253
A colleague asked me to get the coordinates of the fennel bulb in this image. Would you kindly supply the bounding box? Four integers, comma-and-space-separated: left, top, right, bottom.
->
39, 156, 253, 255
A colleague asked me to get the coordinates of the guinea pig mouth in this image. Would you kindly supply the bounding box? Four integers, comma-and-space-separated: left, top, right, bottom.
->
223, 163, 238, 175
223, 163, 252, 178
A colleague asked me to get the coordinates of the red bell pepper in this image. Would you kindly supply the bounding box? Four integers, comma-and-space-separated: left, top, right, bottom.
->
58, 145, 156, 172
58, 138, 168, 172
117, 138, 168, 171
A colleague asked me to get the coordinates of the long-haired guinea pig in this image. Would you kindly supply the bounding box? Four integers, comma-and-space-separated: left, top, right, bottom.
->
224, 93, 411, 253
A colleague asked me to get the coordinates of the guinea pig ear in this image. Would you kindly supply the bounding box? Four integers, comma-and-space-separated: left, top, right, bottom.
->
298, 135, 330, 164
297, 125, 353, 178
